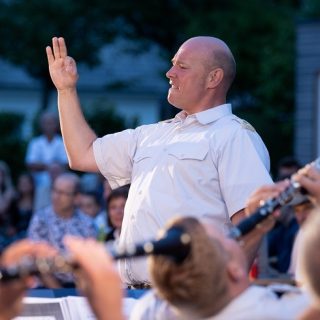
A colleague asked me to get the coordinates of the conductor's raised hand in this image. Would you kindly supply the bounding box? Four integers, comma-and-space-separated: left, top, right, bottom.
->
46, 37, 79, 91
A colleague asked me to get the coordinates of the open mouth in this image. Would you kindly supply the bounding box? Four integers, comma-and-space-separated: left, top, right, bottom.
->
169, 80, 179, 90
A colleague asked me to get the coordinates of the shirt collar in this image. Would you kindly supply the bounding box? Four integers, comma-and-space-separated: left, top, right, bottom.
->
174, 104, 232, 125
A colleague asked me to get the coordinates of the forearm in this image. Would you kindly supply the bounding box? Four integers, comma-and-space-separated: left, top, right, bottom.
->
57, 88, 98, 172
231, 209, 264, 268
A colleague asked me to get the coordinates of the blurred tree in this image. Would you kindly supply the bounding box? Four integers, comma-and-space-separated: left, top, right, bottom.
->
84, 98, 139, 136
0, 0, 125, 111
301, 0, 320, 18
0, 0, 309, 171
0, 112, 26, 181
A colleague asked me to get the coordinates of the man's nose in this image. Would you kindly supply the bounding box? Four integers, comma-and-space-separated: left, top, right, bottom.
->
166, 66, 175, 79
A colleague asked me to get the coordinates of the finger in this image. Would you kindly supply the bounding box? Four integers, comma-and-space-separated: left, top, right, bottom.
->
295, 174, 320, 195
245, 181, 290, 207
58, 37, 68, 58
46, 46, 54, 65
246, 190, 282, 213
1, 240, 34, 265
52, 37, 61, 59
305, 166, 320, 181
31, 242, 58, 258
64, 236, 113, 273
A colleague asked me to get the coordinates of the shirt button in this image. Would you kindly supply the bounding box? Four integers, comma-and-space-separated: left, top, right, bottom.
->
138, 190, 142, 195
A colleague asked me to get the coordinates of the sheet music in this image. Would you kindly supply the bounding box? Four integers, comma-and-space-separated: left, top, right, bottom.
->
64, 297, 96, 320
15, 297, 70, 320
14, 317, 56, 320
15, 295, 138, 320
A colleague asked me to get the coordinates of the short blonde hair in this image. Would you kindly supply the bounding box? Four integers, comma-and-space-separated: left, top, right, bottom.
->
149, 217, 230, 318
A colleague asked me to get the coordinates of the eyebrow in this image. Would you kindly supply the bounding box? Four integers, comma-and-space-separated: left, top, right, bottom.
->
171, 57, 189, 67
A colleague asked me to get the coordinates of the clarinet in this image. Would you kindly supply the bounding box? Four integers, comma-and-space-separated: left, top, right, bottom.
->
229, 157, 320, 240
0, 226, 191, 283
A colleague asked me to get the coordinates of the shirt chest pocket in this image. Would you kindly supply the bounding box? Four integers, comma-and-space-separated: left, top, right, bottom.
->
167, 142, 209, 161
133, 147, 156, 163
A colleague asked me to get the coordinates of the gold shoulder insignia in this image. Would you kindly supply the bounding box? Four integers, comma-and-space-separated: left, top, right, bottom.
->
241, 120, 256, 132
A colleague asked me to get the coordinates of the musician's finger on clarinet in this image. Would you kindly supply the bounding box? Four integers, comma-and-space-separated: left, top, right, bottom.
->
293, 172, 320, 205
244, 180, 290, 216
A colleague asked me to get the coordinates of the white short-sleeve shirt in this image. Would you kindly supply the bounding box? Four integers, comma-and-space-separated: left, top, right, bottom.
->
93, 104, 273, 284
25, 134, 68, 187
130, 286, 310, 320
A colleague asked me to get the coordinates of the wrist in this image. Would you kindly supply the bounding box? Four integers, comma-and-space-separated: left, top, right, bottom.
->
57, 87, 77, 95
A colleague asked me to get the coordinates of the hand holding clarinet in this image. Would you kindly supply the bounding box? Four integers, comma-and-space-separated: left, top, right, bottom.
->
230, 157, 320, 240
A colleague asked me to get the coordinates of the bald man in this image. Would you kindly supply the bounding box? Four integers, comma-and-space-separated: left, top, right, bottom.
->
46, 36, 272, 286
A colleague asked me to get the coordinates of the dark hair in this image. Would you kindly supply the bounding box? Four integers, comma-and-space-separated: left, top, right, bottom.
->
276, 156, 302, 181
79, 190, 101, 205
277, 156, 301, 170
17, 172, 35, 199
106, 185, 129, 227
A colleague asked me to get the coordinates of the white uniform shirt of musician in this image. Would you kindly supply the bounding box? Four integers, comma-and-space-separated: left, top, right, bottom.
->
93, 103, 272, 284
130, 285, 310, 320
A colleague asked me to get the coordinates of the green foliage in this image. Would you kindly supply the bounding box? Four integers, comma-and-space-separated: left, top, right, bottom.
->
0, 112, 27, 181
0, 0, 317, 170
301, 0, 320, 18
0, 0, 128, 110
235, 108, 293, 176
84, 99, 138, 137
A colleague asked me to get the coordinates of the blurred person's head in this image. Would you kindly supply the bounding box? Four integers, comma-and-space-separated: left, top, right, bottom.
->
48, 162, 66, 183
16, 172, 34, 198
51, 173, 80, 218
149, 217, 248, 319
293, 200, 314, 226
106, 186, 129, 231
39, 111, 59, 139
300, 207, 320, 307
276, 156, 301, 181
78, 191, 101, 218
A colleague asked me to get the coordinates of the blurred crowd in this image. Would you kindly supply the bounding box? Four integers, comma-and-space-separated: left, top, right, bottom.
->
0, 111, 130, 266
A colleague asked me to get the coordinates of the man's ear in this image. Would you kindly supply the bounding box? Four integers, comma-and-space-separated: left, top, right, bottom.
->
226, 261, 245, 282
207, 68, 224, 89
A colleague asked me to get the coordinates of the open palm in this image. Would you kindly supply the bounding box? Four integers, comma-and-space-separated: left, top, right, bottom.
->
46, 37, 79, 90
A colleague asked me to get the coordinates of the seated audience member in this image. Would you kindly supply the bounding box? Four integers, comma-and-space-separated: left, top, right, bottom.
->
267, 210, 299, 274
0, 240, 57, 320
27, 172, 97, 252
25, 111, 68, 211
0, 161, 16, 250
27, 172, 97, 286
131, 183, 310, 320
11, 173, 35, 239
105, 186, 129, 243
78, 190, 108, 240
